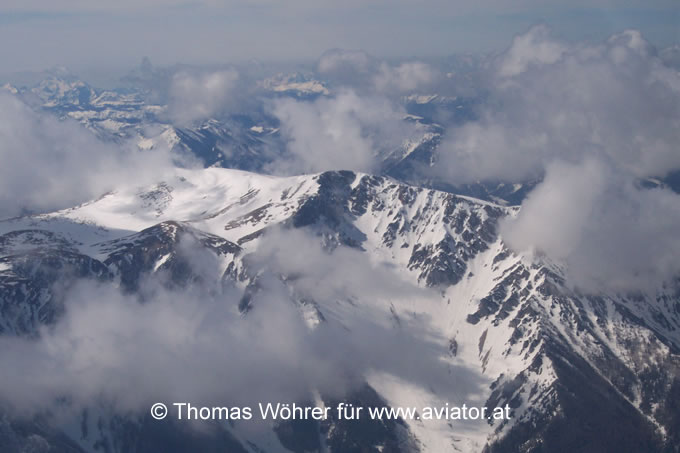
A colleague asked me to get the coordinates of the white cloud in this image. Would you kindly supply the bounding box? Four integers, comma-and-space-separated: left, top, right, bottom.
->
373, 61, 439, 94
318, 49, 440, 95
435, 26, 680, 292
0, 93, 174, 219
168, 69, 239, 126
249, 227, 427, 302
498, 25, 566, 77
270, 89, 416, 174
502, 158, 680, 293
437, 27, 680, 185
0, 228, 467, 417
0, 278, 325, 414
271, 54, 436, 175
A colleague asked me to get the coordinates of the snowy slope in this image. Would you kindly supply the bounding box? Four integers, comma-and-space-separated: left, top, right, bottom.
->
0, 167, 679, 452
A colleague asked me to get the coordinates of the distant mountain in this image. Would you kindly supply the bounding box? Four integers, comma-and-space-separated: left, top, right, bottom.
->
4, 72, 545, 207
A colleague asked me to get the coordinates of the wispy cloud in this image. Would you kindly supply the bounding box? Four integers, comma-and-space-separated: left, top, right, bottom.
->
0, 93, 175, 219
269, 89, 418, 174
168, 69, 239, 126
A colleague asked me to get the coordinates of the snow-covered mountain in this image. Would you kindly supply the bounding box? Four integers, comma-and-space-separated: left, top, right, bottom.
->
1, 167, 678, 452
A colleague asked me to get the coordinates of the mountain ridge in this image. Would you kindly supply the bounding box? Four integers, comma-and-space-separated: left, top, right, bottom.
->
0, 166, 678, 452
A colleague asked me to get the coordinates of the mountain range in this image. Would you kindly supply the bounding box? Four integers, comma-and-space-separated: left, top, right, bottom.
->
0, 68, 678, 452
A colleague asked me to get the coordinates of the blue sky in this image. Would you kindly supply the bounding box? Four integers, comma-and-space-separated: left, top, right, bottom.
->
0, 1, 678, 73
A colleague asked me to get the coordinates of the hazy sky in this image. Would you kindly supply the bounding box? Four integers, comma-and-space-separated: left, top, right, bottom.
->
0, 0, 678, 73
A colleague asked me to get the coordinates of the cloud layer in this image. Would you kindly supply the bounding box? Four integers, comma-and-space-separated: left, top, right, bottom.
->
0, 228, 472, 419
